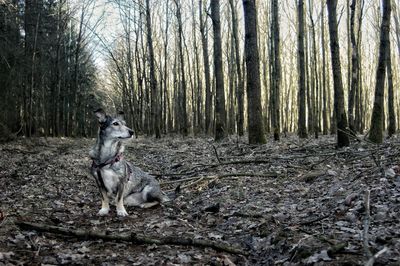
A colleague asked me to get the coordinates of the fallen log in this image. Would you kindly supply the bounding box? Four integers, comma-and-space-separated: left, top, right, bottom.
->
16, 221, 248, 256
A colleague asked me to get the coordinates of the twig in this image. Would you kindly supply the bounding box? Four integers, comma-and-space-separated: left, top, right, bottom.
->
163, 172, 278, 192
363, 189, 372, 258
365, 247, 389, 266
211, 144, 222, 164
16, 221, 248, 256
298, 213, 331, 226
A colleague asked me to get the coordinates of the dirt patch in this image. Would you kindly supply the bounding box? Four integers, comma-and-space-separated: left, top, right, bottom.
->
1, 135, 399, 265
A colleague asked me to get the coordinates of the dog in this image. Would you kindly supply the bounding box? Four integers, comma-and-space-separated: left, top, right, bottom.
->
89, 109, 170, 216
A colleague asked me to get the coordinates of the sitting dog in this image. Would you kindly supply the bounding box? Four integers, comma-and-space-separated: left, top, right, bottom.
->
89, 109, 170, 216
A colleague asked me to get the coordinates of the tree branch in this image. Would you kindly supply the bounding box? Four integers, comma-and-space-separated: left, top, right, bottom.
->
16, 221, 248, 256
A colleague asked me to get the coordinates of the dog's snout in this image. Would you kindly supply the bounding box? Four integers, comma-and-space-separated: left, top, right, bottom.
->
129, 129, 134, 136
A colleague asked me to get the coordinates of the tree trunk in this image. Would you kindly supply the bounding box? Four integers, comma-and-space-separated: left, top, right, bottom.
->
321, 1, 328, 135
175, 0, 188, 136
271, 0, 281, 141
145, 0, 160, 138
199, 0, 212, 134
348, 0, 358, 134
229, 0, 244, 136
327, 0, 350, 147
309, 0, 319, 138
297, 0, 307, 138
243, 0, 266, 144
369, 0, 391, 144
211, 0, 227, 141
387, 28, 395, 137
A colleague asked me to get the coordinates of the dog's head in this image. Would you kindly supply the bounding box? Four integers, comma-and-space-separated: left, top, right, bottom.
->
94, 109, 134, 140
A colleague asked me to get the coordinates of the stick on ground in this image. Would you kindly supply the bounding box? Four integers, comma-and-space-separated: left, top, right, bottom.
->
16, 221, 249, 256
363, 189, 372, 258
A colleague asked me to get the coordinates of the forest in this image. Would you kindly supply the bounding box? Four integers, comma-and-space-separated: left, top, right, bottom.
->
1, 0, 400, 265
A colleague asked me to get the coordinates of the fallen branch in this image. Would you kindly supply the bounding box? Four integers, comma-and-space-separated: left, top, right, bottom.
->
363, 189, 372, 258
298, 213, 331, 226
211, 144, 222, 164
365, 247, 389, 266
161, 172, 278, 189
16, 221, 248, 256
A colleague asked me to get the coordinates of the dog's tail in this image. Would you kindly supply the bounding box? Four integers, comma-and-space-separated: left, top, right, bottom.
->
161, 185, 181, 203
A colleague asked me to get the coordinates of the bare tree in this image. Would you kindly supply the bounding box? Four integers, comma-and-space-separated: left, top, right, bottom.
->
228, 0, 244, 136
327, 0, 350, 147
145, 0, 160, 138
270, 0, 281, 141
174, 0, 188, 136
199, 0, 212, 134
211, 0, 227, 140
387, 37, 395, 137
348, 0, 358, 134
297, 0, 307, 138
369, 0, 391, 143
243, 0, 266, 144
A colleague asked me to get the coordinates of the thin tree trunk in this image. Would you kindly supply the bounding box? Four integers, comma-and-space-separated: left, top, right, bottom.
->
271, 0, 281, 141
145, 0, 160, 138
228, 0, 244, 136
387, 29, 395, 137
348, 0, 358, 134
199, 0, 212, 134
309, 0, 319, 138
211, 0, 227, 141
321, 1, 328, 135
175, 0, 188, 136
327, 0, 350, 147
369, 0, 391, 144
243, 0, 266, 144
297, 0, 307, 138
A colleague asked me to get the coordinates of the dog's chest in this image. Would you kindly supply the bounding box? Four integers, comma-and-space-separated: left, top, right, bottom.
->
101, 168, 120, 193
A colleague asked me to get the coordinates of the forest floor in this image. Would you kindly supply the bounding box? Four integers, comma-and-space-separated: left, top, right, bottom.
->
0, 135, 399, 265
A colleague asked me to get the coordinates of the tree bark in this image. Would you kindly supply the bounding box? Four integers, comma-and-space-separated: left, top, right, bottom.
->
321, 1, 328, 135
387, 30, 395, 137
211, 0, 227, 141
271, 0, 281, 141
229, 0, 244, 136
243, 0, 266, 144
199, 0, 212, 134
297, 0, 307, 138
369, 0, 391, 144
327, 0, 350, 147
175, 0, 188, 136
145, 0, 160, 138
348, 0, 358, 134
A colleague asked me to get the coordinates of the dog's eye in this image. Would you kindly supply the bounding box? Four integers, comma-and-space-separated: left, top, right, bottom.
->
113, 122, 119, 126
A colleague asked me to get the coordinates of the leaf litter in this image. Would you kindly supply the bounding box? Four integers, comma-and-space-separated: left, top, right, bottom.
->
0, 135, 399, 265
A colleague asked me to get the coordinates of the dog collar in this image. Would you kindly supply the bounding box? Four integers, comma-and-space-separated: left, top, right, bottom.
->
91, 153, 123, 169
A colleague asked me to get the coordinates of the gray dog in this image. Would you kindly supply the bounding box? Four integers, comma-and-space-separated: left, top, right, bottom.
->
89, 109, 170, 216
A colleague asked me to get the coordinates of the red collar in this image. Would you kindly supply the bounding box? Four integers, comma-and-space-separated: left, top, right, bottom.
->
91, 153, 123, 169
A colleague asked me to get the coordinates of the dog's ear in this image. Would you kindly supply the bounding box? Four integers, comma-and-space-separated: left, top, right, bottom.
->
116, 111, 124, 121
94, 108, 107, 123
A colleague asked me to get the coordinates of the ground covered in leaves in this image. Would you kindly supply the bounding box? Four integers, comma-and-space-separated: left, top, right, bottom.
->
1, 135, 400, 265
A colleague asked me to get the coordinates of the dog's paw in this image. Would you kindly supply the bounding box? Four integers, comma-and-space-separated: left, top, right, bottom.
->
117, 208, 128, 217
98, 208, 110, 216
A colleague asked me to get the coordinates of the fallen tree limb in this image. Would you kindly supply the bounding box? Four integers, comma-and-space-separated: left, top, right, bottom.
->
363, 189, 372, 258
298, 213, 331, 226
161, 172, 278, 186
162, 172, 278, 191
365, 247, 389, 266
16, 221, 248, 256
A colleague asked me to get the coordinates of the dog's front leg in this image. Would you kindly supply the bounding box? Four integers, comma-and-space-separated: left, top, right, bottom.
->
116, 182, 128, 217
93, 170, 110, 216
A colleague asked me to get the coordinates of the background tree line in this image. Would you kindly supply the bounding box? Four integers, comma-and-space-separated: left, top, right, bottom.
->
101, 0, 400, 145
0, 0, 99, 138
1, 0, 400, 146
